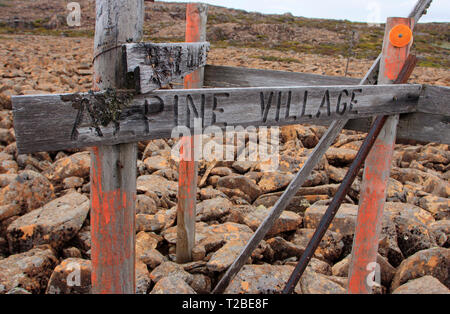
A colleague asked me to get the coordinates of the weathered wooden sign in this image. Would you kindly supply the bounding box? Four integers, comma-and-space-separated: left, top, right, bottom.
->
124, 42, 210, 93
205, 65, 450, 145
12, 84, 422, 153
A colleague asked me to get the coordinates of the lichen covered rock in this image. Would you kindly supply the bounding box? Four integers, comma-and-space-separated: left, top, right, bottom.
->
391, 247, 450, 291
46, 258, 91, 294
0, 245, 57, 294
6, 192, 90, 253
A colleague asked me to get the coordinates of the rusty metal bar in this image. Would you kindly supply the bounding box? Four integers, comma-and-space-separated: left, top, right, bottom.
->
283, 115, 388, 294
283, 55, 417, 294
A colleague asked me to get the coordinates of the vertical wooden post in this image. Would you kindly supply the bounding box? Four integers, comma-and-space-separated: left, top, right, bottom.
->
348, 17, 414, 294
184, 3, 208, 89
176, 3, 208, 264
91, 0, 144, 294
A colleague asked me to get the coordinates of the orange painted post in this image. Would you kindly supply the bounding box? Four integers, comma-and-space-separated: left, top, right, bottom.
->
90, 0, 144, 294
184, 3, 208, 89
348, 17, 414, 294
176, 3, 208, 263
90, 145, 137, 294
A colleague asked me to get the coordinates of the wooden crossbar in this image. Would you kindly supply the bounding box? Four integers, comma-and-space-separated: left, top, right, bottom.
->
203, 65, 450, 144
12, 84, 423, 154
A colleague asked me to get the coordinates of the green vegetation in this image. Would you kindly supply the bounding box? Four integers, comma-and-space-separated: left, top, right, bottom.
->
434, 42, 450, 50
2, 3, 447, 68
251, 55, 302, 63
0, 25, 94, 37
418, 56, 449, 68
0, 0, 12, 7
144, 36, 185, 43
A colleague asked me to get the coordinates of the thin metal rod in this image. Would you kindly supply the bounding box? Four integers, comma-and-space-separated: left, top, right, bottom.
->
282, 115, 388, 294
211, 0, 431, 294
283, 55, 417, 294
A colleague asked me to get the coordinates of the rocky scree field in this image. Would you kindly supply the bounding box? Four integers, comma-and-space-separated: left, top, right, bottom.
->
0, 0, 449, 294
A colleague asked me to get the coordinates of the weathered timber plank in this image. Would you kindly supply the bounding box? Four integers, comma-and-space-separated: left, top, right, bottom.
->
204, 65, 373, 133
417, 85, 450, 116
123, 42, 210, 94
12, 84, 422, 153
176, 2, 207, 264
410, 0, 434, 23
204, 65, 359, 88
90, 0, 142, 294
204, 66, 450, 143
324, 112, 449, 145
397, 112, 450, 143
342, 84, 450, 145
348, 17, 414, 294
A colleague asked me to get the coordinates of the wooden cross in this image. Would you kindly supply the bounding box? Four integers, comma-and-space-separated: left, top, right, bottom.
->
10, 0, 449, 294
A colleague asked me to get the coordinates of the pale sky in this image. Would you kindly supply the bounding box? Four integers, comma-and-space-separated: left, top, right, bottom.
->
160, 0, 450, 23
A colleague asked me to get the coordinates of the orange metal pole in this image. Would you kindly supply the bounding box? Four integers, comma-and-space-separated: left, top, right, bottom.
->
176, 3, 207, 263
348, 17, 414, 294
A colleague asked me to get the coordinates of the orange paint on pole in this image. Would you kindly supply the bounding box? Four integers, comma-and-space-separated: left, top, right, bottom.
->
90, 146, 136, 294
176, 3, 207, 263
348, 17, 414, 294
185, 3, 204, 42
184, 3, 206, 90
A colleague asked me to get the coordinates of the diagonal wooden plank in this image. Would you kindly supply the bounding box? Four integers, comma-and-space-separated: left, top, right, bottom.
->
283, 56, 419, 295
211, 0, 434, 294
123, 42, 210, 94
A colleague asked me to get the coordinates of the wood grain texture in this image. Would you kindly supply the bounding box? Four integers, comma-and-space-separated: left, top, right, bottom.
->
90, 0, 142, 294
93, 1, 143, 92
12, 84, 423, 154
124, 42, 210, 94
340, 112, 449, 144
204, 65, 359, 88
417, 85, 450, 116
176, 2, 207, 264
409, 0, 433, 23
203, 65, 449, 144
348, 17, 414, 294
90, 144, 137, 294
